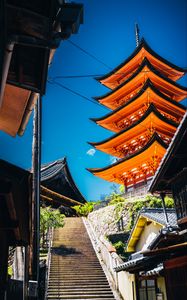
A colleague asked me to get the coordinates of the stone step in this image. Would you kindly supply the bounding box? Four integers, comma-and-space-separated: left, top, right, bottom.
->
47, 218, 116, 300
47, 295, 115, 299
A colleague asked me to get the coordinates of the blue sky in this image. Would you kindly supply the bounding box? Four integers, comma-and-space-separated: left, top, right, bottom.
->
0, 0, 187, 200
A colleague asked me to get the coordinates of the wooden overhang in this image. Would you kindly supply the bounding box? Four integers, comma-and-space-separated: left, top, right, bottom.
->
89, 104, 177, 158
94, 59, 187, 110
115, 244, 187, 274
91, 80, 186, 133
96, 39, 186, 89
143, 242, 187, 257
0, 159, 31, 246
87, 133, 167, 186
0, 84, 31, 136
40, 185, 83, 207
149, 111, 187, 194
0, 1, 83, 136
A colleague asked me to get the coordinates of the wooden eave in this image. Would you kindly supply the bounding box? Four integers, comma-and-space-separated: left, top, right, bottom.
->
94, 59, 187, 110
91, 80, 186, 132
87, 134, 167, 186
0, 84, 31, 136
40, 185, 83, 207
96, 39, 186, 89
89, 105, 177, 158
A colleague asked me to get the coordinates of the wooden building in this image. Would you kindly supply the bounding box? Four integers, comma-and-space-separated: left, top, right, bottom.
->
41, 158, 86, 214
114, 208, 181, 300
0, 159, 31, 299
0, 0, 83, 136
88, 39, 187, 192
148, 112, 187, 300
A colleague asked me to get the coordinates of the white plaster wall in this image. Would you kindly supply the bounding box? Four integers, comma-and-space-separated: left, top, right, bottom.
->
117, 271, 136, 300
136, 222, 162, 251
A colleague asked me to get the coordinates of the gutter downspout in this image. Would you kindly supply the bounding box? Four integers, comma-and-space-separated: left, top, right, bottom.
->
0, 42, 14, 108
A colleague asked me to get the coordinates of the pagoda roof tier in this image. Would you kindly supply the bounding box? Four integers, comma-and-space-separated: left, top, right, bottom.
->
94, 59, 187, 110
87, 133, 167, 186
96, 39, 186, 89
91, 80, 186, 132
89, 104, 177, 158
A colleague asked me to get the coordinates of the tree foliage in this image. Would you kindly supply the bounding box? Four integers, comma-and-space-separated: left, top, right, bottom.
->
127, 195, 174, 229
40, 206, 65, 248
73, 202, 97, 217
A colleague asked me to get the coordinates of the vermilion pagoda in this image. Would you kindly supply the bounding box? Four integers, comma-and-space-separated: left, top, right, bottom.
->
87, 39, 187, 189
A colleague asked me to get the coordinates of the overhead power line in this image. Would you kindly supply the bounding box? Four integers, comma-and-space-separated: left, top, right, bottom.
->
47, 79, 108, 109
67, 40, 112, 70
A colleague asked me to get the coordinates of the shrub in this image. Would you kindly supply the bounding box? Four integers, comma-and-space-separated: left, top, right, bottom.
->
73, 202, 96, 217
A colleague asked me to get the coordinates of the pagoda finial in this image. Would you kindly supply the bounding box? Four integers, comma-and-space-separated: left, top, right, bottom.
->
135, 23, 140, 47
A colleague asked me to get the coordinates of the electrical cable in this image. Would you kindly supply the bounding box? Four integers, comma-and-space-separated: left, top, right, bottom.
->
47, 79, 108, 109
67, 39, 112, 70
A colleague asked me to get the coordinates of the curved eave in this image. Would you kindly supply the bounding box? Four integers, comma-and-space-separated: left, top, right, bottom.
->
96, 38, 186, 84
91, 80, 186, 124
94, 59, 187, 104
63, 159, 86, 203
87, 133, 167, 175
41, 157, 86, 203
89, 104, 177, 149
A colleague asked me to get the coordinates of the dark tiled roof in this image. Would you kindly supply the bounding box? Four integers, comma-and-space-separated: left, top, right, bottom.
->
96, 38, 186, 82
41, 158, 66, 181
41, 157, 86, 204
140, 208, 177, 227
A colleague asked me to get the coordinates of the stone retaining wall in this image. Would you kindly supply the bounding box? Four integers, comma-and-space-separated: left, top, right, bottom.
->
88, 203, 131, 238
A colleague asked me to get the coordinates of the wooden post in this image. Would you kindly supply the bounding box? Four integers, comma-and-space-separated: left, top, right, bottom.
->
31, 94, 42, 287
0, 231, 8, 300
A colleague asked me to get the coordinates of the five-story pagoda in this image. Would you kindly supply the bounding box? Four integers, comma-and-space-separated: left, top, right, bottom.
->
87, 37, 187, 191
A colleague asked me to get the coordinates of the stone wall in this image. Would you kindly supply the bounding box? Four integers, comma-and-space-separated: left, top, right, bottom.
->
88, 203, 131, 238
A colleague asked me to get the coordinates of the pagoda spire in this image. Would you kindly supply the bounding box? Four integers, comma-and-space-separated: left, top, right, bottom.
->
135, 23, 140, 47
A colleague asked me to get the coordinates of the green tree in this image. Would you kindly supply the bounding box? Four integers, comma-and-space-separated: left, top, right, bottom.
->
40, 206, 65, 248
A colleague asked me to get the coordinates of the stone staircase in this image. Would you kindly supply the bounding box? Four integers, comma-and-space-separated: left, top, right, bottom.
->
47, 217, 116, 300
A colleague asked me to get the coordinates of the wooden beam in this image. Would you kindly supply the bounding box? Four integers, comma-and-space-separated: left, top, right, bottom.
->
7, 4, 50, 40
40, 185, 83, 207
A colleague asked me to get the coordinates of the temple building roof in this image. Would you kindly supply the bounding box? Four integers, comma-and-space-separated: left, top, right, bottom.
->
87, 133, 167, 186
95, 59, 187, 110
41, 157, 86, 204
91, 80, 186, 132
89, 104, 177, 158
96, 39, 186, 89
